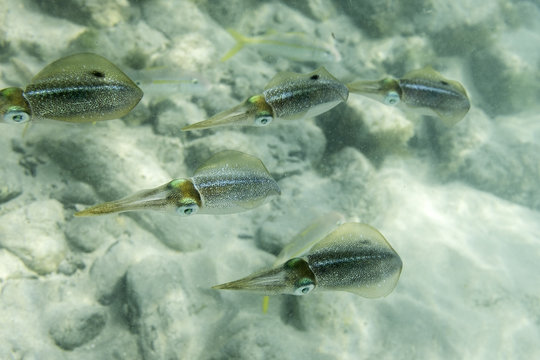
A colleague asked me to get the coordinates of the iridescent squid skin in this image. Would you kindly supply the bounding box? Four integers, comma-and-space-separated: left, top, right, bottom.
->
75, 150, 281, 217
346, 66, 470, 126
214, 220, 403, 298
1, 53, 143, 124
182, 67, 349, 131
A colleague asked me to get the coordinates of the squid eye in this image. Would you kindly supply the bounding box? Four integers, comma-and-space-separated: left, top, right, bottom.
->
384, 91, 400, 106
176, 203, 199, 216
293, 278, 315, 296
4, 108, 30, 124
294, 283, 315, 296
254, 114, 273, 127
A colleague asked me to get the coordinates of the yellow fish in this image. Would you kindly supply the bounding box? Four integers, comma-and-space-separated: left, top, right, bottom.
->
221, 29, 341, 63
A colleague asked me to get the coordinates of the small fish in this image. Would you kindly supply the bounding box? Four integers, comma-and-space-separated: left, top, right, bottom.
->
346, 66, 470, 125
221, 29, 341, 63
75, 150, 280, 217
214, 220, 402, 298
1, 53, 143, 124
126, 66, 211, 97
182, 67, 348, 131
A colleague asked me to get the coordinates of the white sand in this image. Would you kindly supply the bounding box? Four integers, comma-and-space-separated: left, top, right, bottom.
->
0, 0, 539, 359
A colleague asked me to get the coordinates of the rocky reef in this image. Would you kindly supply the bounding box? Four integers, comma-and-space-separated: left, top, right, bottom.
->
0, 0, 539, 359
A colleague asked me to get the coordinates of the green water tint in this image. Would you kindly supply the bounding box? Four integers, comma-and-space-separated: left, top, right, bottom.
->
214, 216, 402, 299
75, 150, 280, 217
1, 53, 142, 124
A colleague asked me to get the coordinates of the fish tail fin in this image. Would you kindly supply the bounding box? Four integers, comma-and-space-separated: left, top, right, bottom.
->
22, 122, 32, 137
220, 29, 249, 62
262, 295, 270, 313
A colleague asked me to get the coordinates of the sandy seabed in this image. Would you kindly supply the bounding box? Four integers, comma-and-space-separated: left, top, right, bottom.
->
1, 0, 539, 359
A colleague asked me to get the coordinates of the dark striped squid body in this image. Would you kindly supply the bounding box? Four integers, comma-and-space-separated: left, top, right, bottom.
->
182, 66, 348, 131
75, 150, 280, 217
214, 221, 402, 298
1, 53, 142, 124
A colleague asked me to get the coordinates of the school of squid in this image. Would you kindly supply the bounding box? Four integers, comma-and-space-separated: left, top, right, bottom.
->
1, 52, 471, 304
